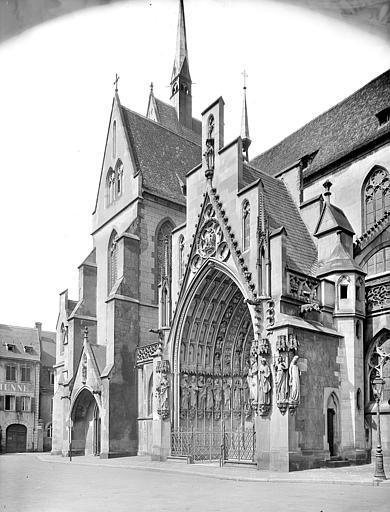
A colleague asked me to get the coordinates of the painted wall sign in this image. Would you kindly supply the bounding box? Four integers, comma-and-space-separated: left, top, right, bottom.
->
0, 383, 34, 393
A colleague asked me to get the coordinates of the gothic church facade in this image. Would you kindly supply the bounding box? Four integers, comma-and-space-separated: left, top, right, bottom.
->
52, 0, 390, 471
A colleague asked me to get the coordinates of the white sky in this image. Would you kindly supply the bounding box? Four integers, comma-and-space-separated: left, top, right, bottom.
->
0, 0, 389, 332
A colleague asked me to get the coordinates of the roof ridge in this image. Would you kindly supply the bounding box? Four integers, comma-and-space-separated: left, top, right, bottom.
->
252, 68, 390, 165
121, 104, 201, 148
0, 324, 41, 332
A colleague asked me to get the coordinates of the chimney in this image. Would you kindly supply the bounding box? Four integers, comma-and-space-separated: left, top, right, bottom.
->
35, 322, 42, 337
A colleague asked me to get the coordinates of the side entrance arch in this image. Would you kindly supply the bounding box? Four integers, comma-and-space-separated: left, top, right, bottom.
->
71, 389, 100, 456
6, 424, 27, 453
326, 393, 340, 457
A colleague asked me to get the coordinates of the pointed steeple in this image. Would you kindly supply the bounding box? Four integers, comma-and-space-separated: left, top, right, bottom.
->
170, 0, 192, 129
241, 71, 251, 161
172, 0, 190, 82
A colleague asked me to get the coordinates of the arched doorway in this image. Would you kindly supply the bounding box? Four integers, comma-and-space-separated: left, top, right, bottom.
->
172, 265, 255, 461
326, 393, 339, 457
71, 389, 100, 456
6, 424, 27, 453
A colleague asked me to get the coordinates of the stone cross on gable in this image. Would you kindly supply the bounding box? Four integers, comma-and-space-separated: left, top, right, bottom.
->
113, 73, 120, 93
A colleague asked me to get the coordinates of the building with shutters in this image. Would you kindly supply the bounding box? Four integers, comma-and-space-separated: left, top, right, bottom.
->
52, 0, 390, 471
0, 322, 55, 453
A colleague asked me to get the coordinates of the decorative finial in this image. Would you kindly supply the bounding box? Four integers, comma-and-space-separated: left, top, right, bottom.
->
323, 180, 332, 204
150, 82, 154, 94
113, 73, 120, 93
241, 70, 251, 161
83, 326, 89, 342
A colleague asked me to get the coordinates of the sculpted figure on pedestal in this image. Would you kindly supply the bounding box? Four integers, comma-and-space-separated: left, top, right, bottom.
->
258, 358, 271, 415
289, 356, 300, 414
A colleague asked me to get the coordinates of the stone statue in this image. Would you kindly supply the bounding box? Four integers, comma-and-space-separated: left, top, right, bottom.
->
289, 355, 300, 405
223, 378, 231, 411
180, 374, 190, 412
197, 375, 206, 412
214, 377, 222, 412
156, 374, 169, 420
274, 355, 289, 403
233, 378, 241, 411
258, 358, 271, 413
189, 375, 199, 410
206, 377, 214, 412
204, 138, 215, 171
247, 355, 258, 404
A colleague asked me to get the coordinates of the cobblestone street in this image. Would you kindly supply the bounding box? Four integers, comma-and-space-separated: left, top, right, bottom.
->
1, 454, 389, 512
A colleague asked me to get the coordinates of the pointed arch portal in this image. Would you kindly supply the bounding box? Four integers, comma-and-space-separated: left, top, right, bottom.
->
71, 389, 100, 456
173, 264, 254, 436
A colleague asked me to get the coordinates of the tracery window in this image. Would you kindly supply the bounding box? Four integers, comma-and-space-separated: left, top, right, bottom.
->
363, 166, 390, 231
364, 247, 390, 276
242, 200, 250, 250
108, 230, 118, 293
156, 221, 174, 285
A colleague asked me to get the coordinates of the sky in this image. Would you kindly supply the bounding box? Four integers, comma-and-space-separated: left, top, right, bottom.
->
0, 0, 389, 332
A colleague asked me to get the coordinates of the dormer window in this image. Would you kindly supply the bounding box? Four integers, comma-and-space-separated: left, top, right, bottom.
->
5, 343, 16, 352
24, 345, 33, 354
376, 107, 390, 127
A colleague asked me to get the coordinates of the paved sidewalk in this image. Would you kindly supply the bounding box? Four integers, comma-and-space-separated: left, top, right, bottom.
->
36, 453, 390, 487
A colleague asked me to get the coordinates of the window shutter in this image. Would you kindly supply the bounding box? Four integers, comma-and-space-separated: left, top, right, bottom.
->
0, 395, 4, 411
15, 396, 21, 412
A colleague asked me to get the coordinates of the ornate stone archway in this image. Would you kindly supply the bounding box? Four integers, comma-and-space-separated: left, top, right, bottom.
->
71, 388, 100, 456
173, 264, 254, 435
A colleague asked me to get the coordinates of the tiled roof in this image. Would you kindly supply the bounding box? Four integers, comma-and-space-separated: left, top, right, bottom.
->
251, 69, 390, 178
154, 97, 201, 145
242, 164, 318, 276
121, 106, 202, 204
0, 324, 40, 361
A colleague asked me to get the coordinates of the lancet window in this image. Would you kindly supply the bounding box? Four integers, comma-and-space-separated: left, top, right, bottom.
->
242, 200, 250, 250
364, 247, 390, 276
108, 230, 118, 293
147, 374, 154, 416
156, 221, 174, 285
363, 166, 390, 231
112, 120, 116, 159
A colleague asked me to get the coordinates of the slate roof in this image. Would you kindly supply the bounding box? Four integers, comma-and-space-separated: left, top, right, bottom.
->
0, 324, 41, 361
251, 69, 390, 178
242, 164, 318, 276
154, 97, 201, 145
314, 202, 355, 237
121, 106, 202, 204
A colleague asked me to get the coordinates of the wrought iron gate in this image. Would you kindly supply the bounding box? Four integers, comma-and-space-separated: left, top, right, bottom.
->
171, 427, 255, 464
222, 426, 256, 464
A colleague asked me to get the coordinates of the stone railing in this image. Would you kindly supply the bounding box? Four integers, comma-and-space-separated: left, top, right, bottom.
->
136, 342, 160, 366
366, 282, 390, 313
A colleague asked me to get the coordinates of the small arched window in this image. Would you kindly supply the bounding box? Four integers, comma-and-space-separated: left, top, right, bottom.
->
108, 230, 118, 293
116, 160, 123, 197
106, 168, 115, 207
242, 200, 250, 251
60, 323, 65, 355
363, 166, 390, 231
147, 374, 154, 416
338, 275, 350, 301
47, 423, 52, 438
112, 120, 116, 159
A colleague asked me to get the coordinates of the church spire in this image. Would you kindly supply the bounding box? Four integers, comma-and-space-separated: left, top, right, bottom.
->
241, 70, 251, 162
170, 0, 192, 129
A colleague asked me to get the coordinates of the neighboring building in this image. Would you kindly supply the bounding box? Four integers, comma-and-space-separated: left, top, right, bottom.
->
0, 322, 55, 453
52, 0, 390, 470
